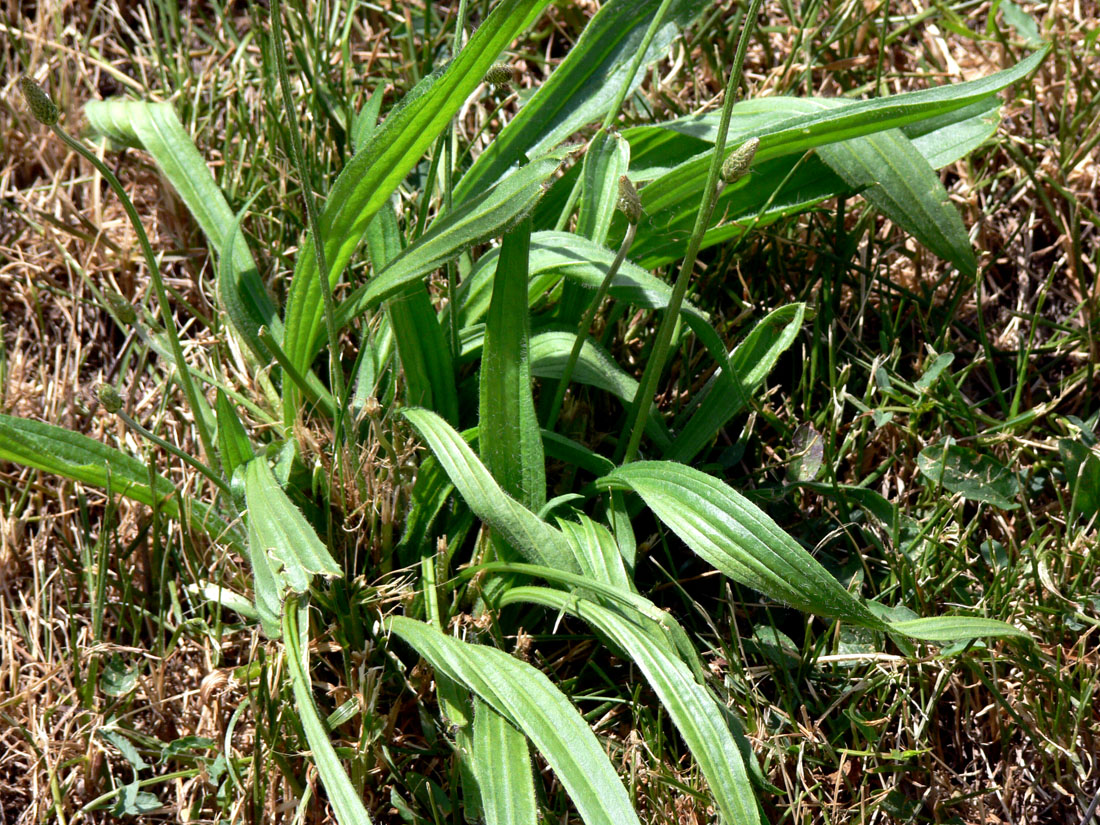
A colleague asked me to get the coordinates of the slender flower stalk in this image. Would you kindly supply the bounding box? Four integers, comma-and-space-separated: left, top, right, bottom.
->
269, 0, 346, 409
617, 0, 763, 464
22, 77, 221, 477
546, 176, 641, 431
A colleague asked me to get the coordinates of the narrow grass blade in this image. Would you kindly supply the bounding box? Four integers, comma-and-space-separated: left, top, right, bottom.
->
667, 304, 805, 463
402, 409, 576, 572
0, 414, 234, 544
388, 617, 641, 825
456, 0, 709, 200
480, 218, 545, 510
84, 100, 281, 360
472, 699, 538, 825
281, 0, 554, 423
283, 599, 373, 825
600, 461, 887, 629
332, 154, 562, 337
500, 587, 761, 825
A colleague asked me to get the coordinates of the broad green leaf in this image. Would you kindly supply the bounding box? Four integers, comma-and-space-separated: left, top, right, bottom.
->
499, 588, 761, 825
640, 48, 1046, 216
402, 409, 576, 572
917, 441, 1020, 510
0, 414, 235, 544
472, 699, 537, 825
480, 218, 545, 510
83, 99, 282, 361
455, 0, 709, 201
332, 154, 563, 338
888, 616, 1028, 641
600, 461, 887, 629
388, 617, 641, 825
281, 0, 555, 423
667, 304, 805, 463
244, 457, 342, 595
283, 600, 374, 825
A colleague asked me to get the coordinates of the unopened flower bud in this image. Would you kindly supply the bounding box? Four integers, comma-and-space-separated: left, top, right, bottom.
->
19, 77, 59, 126
617, 175, 642, 225
96, 382, 123, 414
485, 64, 513, 90
721, 137, 759, 184
105, 291, 137, 325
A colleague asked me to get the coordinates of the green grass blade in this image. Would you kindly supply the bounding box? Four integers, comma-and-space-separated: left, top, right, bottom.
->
332, 155, 562, 337
280, 0, 554, 424
667, 304, 805, 463
0, 413, 234, 545
600, 461, 887, 629
388, 617, 642, 825
283, 599, 373, 825
500, 587, 761, 825
389, 285, 459, 423
472, 699, 538, 825
455, 0, 709, 200
402, 409, 576, 572
480, 218, 546, 510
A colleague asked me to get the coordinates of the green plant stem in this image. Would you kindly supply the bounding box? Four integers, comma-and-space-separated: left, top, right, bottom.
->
546, 222, 637, 432
617, 0, 762, 464
269, 0, 345, 410
51, 125, 219, 477
601, 0, 677, 130
552, 0, 676, 233
445, 0, 471, 360
113, 406, 232, 496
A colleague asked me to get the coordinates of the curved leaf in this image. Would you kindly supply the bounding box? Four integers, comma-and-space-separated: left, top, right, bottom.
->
388, 617, 642, 825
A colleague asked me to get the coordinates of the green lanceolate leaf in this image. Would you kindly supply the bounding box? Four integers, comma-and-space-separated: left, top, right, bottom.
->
600, 461, 887, 629
332, 154, 563, 338
281, 0, 555, 424
83, 99, 281, 362
557, 514, 633, 591
472, 699, 538, 825
402, 409, 576, 572
500, 587, 762, 825
283, 600, 374, 825
917, 440, 1021, 510
456, 0, 710, 200
243, 456, 342, 595
888, 616, 1028, 641
388, 617, 641, 825
480, 218, 546, 510
0, 413, 235, 545
215, 390, 254, 484
667, 304, 805, 463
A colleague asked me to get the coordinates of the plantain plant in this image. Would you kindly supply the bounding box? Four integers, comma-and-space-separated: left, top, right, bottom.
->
6, 0, 1049, 821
